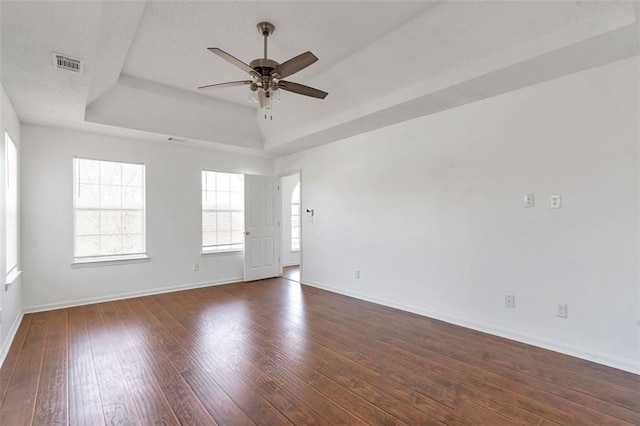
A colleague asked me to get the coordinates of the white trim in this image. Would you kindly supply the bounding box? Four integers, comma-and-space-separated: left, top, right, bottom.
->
72, 155, 144, 165
23, 276, 244, 314
276, 169, 302, 179
302, 278, 640, 375
5, 131, 19, 277
282, 261, 300, 267
0, 310, 25, 368
71, 254, 150, 268
201, 249, 243, 257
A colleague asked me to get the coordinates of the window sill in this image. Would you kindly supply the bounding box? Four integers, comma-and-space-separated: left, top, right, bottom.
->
71, 254, 150, 268
201, 249, 243, 257
5, 269, 22, 290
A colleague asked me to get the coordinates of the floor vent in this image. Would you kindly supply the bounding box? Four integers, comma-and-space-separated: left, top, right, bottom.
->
52, 53, 83, 73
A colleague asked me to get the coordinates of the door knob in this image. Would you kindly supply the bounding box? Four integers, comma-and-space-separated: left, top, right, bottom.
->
244, 231, 250, 235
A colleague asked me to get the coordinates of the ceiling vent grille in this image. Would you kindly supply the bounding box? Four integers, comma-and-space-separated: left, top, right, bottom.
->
52, 53, 83, 73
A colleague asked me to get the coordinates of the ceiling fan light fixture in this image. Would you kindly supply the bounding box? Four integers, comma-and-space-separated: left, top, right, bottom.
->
267, 88, 280, 104
248, 89, 259, 104
199, 21, 327, 120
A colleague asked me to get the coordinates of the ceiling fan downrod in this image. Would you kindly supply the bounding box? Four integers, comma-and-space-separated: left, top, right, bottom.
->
257, 22, 275, 60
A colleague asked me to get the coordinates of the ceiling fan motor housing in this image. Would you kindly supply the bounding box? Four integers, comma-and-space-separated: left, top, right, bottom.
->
249, 58, 279, 77
250, 58, 280, 91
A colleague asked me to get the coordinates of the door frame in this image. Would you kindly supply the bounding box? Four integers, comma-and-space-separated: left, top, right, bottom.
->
278, 169, 302, 281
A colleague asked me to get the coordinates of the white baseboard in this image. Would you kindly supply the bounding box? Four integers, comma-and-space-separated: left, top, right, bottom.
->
302, 279, 640, 375
23, 276, 244, 314
283, 262, 300, 267
0, 310, 25, 368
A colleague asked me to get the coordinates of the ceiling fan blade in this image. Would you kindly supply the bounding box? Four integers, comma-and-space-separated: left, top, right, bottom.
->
271, 51, 318, 79
207, 48, 260, 79
198, 80, 252, 90
278, 81, 328, 99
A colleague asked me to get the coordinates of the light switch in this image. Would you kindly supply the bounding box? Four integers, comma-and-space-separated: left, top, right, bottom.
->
550, 194, 561, 209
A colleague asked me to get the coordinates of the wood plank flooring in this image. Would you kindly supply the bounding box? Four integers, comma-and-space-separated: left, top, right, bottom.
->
1, 272, 639, 425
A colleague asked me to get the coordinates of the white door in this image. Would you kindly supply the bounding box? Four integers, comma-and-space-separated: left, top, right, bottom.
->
244, 174, 280, 281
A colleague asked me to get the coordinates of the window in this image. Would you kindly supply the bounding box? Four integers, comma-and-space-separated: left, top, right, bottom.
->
73, 158, 146, 260
5, 131, 18, 278
202, 171, 244, 252
291, 182, 300, 251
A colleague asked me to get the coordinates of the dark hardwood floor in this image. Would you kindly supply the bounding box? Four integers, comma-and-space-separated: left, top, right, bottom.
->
282, 265, 301, 283
1, 273, 639, 425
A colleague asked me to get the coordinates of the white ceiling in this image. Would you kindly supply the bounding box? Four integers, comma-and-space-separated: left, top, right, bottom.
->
1, 1, 638, 157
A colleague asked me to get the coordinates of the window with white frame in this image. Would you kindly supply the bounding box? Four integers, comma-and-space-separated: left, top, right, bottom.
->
73, 158, 146, 260
202, 171, 244, 252
291, 182, 300, 251
5, 131, 18, 278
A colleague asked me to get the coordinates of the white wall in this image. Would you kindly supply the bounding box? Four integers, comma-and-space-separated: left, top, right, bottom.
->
276, 57, 640, 373
0, 84, 23, 361
21, 125, 273, 310
281, 173, 301, 266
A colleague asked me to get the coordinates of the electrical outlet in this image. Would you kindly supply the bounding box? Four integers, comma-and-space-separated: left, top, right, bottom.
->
354, 269, 360, 279
193, 263, 199, 272
557, 304, 568, 318
550, 194, 561, 209
505, 295, 515, 309
523, 193, 535, 208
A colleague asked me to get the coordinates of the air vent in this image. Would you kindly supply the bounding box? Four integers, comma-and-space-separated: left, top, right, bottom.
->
52, 53, 83, 73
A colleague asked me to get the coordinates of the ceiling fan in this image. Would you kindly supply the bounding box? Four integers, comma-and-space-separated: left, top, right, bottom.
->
198, 22, 328, 118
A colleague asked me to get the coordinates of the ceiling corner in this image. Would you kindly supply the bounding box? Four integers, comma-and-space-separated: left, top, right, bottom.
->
86, 1, 148, 105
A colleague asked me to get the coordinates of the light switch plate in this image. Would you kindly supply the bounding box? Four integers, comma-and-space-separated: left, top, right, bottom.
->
556, 304, 568, 318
